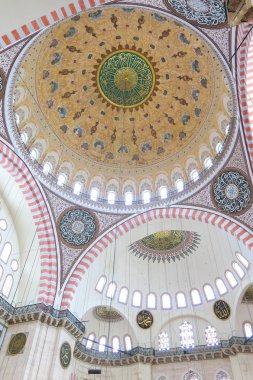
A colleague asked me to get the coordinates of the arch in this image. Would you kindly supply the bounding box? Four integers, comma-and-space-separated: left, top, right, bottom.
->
61, 206, 253, 308
0, 141, 58, 306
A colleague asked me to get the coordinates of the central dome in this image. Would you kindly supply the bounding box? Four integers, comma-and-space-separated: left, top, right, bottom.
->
97, 49, 156, 108
10, 5, 237, 209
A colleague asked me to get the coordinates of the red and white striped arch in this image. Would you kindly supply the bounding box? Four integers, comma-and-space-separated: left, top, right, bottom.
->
236, 22, 253, 168
60, 207, 253, 309
0, 141, 58, 305
0, 0, 109, 50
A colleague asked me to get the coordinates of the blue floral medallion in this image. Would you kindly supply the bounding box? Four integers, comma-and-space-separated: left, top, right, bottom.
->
60, 209, 97, 246
213, 171, 251, 213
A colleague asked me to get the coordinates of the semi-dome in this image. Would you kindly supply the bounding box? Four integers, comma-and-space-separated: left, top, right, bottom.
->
8, 6, 237, 211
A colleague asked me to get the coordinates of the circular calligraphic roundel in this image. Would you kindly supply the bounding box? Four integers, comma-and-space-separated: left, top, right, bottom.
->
60, 342, 71, 368
97, 49, 156, 108
137, 310, 153, 329
213, 171, 251, 214
59, 209, 97, 247
8, 333, 27, 355
213, 299, 231, 320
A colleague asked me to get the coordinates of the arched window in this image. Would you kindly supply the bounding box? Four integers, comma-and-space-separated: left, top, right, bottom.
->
20, 131, 28, 144
159, 186, 167, 199
205, 326, 219, 346
90, 187, 99, 202
132, 291, 142, 307
43, 162, 52, 175
183, 370, 201, 380
216, 278, 227, 295
204, 157, 212, 169
112, 336, 120, 353
98, 336, 106, 352
203, 284, 215, 301
106, 282, 116, 299
30, 148, 38, 161
2, 274, 13, 298
57, 173, 67, 186
216, 370, 230, 380
161, 293, 171, 309
0, 219, 7, 231
124, 191, 133, 206
73, 181, 83, 195
175, 178, 184, 192
107, 191, 116, 205
232, 262, 245, 279
225, 271, 238, 288
243, 322, 253, 338
179, 322, 195, 349
225, 123, 230, 135
176, 292, 187, 308
124, 335, 132, 351
191, 289, 201, 306
190, 169, 199, 182
147, 293, 156, 309
216, 142, 223, 154
118, 287, 128, 304
142, 190, 151, 204
158, 331, 169, 351
1, 242, 12, 264
236, 252, 249, 269
86, 333, 95, 349
10, 260, 18, 272
0, 265, 3, 280
95, 276, 106, 293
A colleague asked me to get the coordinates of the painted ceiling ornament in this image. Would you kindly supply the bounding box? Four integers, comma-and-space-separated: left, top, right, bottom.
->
213, 171, 251, 214
213, 299, 231, 320
94, 47, 159, 109
8, 333, 27, 355
164, 0, 227, 26
129, 230, 201, 263
59, 208, 97, 247
0, 69, 6, 101
94, 306, 123, 322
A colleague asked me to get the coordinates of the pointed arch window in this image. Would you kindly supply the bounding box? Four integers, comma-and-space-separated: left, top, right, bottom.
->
190, 169, 199, 182
183, 370, 201, 380
30, 148, 38, 161
236, 253, 249, 269
57, 173, 67, 186
132, 291, 142, 307
203, 284, 215, 301
204, 157, 212, 169
216, 370, 230, 380
112, 336, 120, 353
158, 331, 169, 351
243, 322, 253, 338
20, 131, 28, 144
175, 179, 184, 192
161, 293, 171, 309
225, 271, 238, 288
216, 278, 227, 295
191, 289, 201, 305
107, 191, 116, 205
90, 187, 99, 202
147, 293, 156, 309
232, 262, 245, 279
118, 287, 128, 304
124, 336, 132, 351
159, 186, 167, 199
106, 282, 116, 299
179, 322, 195, 349
86, 333, 95, 349
95, 276, 107, 293
73, 181, 83, 195
98, 336, 106, 352
176, 292, 187, 308
124, 191, 133, 206
43, 162, 52, 175
216, 142, 223, 154
205, 326, 219, 346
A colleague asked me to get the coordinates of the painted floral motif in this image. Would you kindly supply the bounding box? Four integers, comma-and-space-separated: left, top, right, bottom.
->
129, 230, 201, 263
60, 209, 97, 246
165, 0, 226, 26
213, 171, 251, 213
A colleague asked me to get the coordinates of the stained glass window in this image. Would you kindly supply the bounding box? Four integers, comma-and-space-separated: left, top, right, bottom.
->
183, 370, 201, 380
